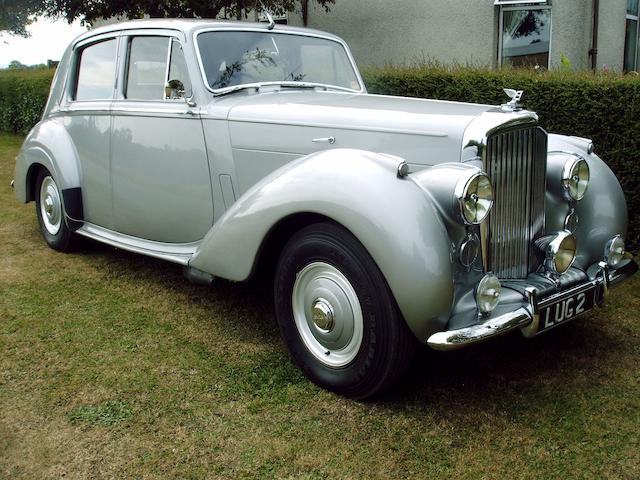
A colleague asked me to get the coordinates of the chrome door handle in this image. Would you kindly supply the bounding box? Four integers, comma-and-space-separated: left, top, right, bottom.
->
312, 136, 336, 145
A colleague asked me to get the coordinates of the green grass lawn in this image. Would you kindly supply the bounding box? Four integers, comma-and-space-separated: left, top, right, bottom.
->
1, 133, 639, 479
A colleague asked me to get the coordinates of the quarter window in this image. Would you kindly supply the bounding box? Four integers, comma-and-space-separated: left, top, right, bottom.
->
167, 39, 192, 99
625, 0, 639, 71
75, 39, 117, 101
498, 4, 552, 68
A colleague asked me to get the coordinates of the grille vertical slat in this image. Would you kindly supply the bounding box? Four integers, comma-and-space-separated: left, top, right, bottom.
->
485, 126, 547, 279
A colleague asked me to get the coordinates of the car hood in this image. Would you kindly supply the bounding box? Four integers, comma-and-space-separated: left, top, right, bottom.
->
209, 90, 497, 166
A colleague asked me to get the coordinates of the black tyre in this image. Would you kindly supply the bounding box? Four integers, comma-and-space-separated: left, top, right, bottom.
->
274, 222, 417, 399
34, 168, 77, 252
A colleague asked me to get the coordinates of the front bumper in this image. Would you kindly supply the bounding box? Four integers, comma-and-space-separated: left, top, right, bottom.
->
427, 258, 638, 351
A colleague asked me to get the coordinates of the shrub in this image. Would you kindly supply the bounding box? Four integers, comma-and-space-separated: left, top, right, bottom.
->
363, 65, 640, 250
0, 68, 55, 134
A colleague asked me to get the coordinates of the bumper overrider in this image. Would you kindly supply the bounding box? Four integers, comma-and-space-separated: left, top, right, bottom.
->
427, 258, 638, 351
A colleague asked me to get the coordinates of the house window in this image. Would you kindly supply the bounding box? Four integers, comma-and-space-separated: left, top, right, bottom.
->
498, 3, 552, 68
625, 0, 639, 71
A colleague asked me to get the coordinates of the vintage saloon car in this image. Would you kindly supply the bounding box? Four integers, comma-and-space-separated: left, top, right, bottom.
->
14, 18, 637, 398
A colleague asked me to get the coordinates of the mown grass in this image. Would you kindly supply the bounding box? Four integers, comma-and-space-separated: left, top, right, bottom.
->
0, 133, 639, 479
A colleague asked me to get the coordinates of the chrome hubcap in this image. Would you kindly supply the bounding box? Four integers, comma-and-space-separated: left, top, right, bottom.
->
39, 176, 62, 235
312, 298, 335, 332
292, 262, 363, 367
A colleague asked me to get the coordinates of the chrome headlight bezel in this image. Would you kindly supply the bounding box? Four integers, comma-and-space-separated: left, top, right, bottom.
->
455, 172, 494, 225
562, 157, 590, 201
535, 231, 577, 275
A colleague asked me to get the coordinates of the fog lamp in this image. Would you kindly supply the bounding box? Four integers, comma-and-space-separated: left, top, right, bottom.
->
476, 274, 501, 315
535, 231, 577, 275
604, 235, 625, 268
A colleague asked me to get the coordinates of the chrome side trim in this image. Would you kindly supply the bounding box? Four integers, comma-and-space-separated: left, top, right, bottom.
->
76, 223, 199, 265
427, 259, 637, 351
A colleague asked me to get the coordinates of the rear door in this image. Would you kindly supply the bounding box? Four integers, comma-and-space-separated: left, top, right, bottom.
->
110, 31, 213, 244
64, 34, 118, 228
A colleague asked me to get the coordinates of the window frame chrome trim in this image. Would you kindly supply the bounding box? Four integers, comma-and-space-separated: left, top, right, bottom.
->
192, 26, 366, 96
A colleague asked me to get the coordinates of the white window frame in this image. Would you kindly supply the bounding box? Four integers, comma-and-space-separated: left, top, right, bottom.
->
625, 2, 640, 71
498, 4, 553, 68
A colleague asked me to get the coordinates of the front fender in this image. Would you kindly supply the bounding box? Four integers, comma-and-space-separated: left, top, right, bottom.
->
189, 149, 454, 341
14, 119, 81, 203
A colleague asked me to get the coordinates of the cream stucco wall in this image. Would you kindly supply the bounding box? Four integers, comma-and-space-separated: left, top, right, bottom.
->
595, 0, 627, 71
289, 0, 630, 72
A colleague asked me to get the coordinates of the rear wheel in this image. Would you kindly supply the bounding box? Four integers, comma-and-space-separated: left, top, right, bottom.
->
34, 168, 77, 252
274, 222, 416, 399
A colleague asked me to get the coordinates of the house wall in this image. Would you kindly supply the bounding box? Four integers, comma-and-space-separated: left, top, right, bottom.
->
288, 0, 499, 67
289, 0, 630, 72
595, 0, 627, 71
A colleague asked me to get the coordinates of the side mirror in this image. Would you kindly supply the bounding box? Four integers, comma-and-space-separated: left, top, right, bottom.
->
165, 79, 186, 99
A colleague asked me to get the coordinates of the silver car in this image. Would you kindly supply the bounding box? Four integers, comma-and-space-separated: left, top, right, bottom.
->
13, 19, 637, 398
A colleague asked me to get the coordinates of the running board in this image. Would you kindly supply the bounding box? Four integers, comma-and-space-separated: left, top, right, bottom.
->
76, 223, 199, 266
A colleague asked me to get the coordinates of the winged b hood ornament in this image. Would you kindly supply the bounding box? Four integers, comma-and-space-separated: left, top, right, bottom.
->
502, 88, 524, 111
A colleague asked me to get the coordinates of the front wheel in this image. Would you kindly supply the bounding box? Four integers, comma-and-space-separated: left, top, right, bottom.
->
274, 222, 417, 399
34, 168, 77, 252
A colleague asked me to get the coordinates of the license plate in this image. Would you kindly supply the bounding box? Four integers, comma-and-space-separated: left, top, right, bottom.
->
538, 287, 596, 333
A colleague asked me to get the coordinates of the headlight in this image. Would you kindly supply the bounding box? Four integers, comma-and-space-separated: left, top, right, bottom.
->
604, 235, 625, 268
457, 173, 494, 224
476, 273, 501, 314
562, 157, 590, 201
535, 231, 577, 275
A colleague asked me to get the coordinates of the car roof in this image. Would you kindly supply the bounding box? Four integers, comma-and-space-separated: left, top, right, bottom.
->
74, 18, 344, 45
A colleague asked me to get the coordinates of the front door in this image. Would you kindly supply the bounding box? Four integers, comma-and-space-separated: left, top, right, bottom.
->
110, 34, 213, 244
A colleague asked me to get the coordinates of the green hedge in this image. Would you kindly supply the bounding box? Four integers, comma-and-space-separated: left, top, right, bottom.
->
0, 68, 55, 134
1, 66, 638, 248
363, 66, 640, 250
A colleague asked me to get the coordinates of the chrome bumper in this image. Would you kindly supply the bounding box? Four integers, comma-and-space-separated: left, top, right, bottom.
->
427, 259, 638, 351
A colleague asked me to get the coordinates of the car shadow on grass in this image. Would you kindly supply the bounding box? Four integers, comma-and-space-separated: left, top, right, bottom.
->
72, 237, 630, 412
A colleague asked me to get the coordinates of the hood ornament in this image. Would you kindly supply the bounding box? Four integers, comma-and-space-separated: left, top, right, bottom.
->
502, 88, 524, 112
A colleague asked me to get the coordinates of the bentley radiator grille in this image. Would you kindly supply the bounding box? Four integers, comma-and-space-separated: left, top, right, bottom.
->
485, 126, 547, 279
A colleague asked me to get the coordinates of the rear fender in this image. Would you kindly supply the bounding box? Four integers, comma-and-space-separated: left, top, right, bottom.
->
14, 119, 81, 206
189, 149, 454, 341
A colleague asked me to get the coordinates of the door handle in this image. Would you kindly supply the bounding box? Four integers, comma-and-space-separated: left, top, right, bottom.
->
312, 136, 336, 145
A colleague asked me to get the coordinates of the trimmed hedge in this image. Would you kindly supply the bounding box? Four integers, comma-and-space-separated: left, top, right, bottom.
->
1, 66, 638, 248
0, 68, 55, 134
363, 66, 640, 250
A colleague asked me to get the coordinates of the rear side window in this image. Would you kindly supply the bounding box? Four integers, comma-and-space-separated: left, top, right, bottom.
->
126, 36, 169, 100
75, 39, 117, 101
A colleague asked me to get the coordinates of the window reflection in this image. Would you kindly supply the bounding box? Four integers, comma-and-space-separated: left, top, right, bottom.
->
197, 31, 360, 91
501, 9, 551, 68
75, 39, 117, 101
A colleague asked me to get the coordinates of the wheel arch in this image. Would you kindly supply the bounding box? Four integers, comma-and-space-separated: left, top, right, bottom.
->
14, 120, 82, 204
189, 148, 455, 342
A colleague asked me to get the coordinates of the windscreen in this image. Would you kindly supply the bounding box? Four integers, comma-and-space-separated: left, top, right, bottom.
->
197, 31, 361, 91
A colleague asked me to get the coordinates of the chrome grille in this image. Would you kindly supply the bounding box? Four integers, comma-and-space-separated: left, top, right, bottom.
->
485, 126, 547, 279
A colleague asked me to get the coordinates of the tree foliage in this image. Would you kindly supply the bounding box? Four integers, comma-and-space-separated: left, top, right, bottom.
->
0, 0, 334, 36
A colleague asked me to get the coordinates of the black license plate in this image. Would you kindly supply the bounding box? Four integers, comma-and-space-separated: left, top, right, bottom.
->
538, 287, 596, 333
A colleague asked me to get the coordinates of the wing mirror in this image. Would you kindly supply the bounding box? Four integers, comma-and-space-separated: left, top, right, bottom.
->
165, 79, 186, 99
165, 79, 196, 107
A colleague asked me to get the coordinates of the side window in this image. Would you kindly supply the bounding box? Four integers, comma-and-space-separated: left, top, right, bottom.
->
166, 39, 192, 99
126, 36, 169, 100
75, 39, 117, 101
